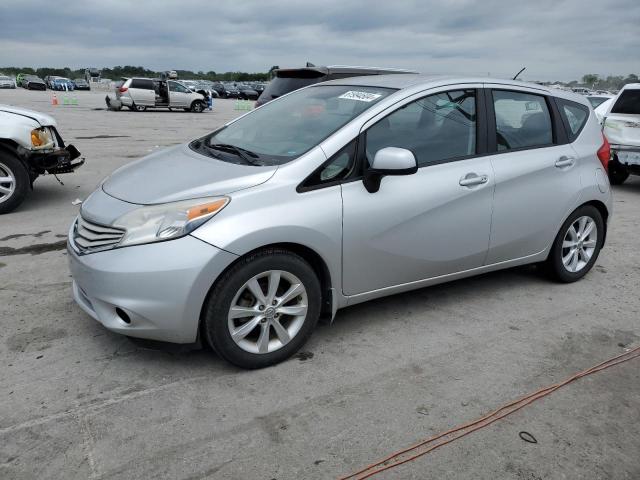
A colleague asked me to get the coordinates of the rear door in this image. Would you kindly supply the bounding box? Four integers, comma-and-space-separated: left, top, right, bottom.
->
129, 79, 155, 106
483, 85, 581, 264
341, 85, 495, 296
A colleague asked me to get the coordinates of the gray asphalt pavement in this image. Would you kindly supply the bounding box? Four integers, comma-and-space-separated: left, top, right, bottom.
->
1, 88, 639, 480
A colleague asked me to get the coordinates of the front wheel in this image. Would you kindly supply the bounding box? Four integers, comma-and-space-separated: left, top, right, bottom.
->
190, 101, 205, 113
0, 153, 30, 214
546, 205, 604, 283
202, 249, 321, 369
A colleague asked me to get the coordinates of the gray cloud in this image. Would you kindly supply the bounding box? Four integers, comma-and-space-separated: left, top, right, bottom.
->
1, 0, 638, 81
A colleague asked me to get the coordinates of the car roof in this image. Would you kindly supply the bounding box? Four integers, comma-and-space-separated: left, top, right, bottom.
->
319, 73, 546, 90
318, 74, 590, 106
276, 65, 418, 76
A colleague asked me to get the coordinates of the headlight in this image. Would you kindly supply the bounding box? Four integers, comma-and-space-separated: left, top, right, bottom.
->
30, 127, 54, 149
113, 196, 229, 247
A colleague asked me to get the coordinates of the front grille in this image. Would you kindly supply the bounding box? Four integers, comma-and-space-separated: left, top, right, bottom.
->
73, 216, 125, 253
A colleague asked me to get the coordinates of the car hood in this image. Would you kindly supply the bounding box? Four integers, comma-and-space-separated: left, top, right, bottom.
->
0, 104, 56, 126
102, 143, 278, 205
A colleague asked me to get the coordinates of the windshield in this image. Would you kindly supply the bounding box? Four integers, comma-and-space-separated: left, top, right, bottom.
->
611, 89, 640, 114
191, 85, 394, 166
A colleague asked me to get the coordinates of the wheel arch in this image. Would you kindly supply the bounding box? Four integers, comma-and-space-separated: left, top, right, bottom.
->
198, 242, 335, 343
582, 199, 609, 245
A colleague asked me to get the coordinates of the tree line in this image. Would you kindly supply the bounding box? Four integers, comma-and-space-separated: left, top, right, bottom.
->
0, 65, 271, 82
1, 66, 637, 89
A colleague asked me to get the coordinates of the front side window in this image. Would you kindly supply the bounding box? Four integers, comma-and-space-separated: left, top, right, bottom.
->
191, 85, 394, 166
365, 89, 476, 167
492, 90, 553, 150
169, 82, 188, 93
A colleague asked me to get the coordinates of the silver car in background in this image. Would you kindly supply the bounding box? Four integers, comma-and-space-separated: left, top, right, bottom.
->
68, 75, 612, 368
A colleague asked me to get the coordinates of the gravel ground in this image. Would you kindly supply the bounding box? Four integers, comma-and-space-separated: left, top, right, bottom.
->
1, 88, 639, 480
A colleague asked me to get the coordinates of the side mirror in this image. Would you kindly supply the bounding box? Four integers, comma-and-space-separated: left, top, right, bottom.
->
364, 147, 418, 193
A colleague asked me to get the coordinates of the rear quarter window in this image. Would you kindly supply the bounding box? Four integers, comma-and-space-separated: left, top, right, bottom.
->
556, 98, 590, 142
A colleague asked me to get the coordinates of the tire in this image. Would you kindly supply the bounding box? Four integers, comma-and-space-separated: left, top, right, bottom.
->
0, 152, 30, 214
608, 158, 629, 185
190, 101, 204, 113
202, 248, 321, 369
546, 205, 604, 283
131, 103, 146, 112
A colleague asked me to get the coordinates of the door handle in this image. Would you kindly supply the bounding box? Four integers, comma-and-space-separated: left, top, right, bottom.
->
459, 173, 489, 187
555, 156, 576, 168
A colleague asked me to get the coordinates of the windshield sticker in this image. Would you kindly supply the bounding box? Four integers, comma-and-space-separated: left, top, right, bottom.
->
338, 91, 383, 102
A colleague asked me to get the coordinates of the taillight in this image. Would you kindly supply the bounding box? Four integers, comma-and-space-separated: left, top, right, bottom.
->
119, 86, 128, 93
597, 133, 610, 172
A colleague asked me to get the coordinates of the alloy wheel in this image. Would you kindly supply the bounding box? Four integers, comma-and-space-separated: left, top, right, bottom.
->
227, 270, 308, 354
562, 215, 598, 273
0, 162, 16, 204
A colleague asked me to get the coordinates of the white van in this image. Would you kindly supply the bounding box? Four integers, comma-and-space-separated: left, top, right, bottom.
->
114, 78, 207, 112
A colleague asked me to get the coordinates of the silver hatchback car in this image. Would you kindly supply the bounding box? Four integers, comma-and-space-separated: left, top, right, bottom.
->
68, 75, 612, 368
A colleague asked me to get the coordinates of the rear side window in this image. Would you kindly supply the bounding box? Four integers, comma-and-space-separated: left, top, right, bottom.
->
556, 99, 589, 142
492, 90, 553, 151
611, 89, 640, 114
130, 79, 154, 90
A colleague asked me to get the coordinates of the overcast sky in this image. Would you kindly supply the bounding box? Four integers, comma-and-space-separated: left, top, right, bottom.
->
1, 0, 638, 81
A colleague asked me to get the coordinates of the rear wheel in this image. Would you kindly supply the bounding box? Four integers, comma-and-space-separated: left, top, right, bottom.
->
131, 103, 146, 112
608, 158, 629, 185
0, 152, 29, 214
546, 205, 604, 282
202, 249, 321, 369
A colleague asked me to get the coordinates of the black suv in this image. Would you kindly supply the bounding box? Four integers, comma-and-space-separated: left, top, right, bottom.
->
255, 65, 417, 106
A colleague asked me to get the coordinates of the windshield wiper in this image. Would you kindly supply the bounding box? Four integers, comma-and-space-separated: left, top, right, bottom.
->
209, 143, 261, 166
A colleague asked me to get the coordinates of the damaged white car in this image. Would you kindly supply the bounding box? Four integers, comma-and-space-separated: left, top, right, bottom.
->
0, 105, 83, 213
601, 83, 640, 184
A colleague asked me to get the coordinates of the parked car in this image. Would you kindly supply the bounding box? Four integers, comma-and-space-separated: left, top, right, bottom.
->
21, 75, 47, 90
594, 98, 614, 124
238, 85, 259, 100
73, 78, 91, 90
586, 94, 613, 109
212, 83, 240, 98
601, 83, 640, 184
112, 78, 207, 112
252, 83, 266, 95
68, 75, 611, 368
0, 105, 83, 213
51, 78, 75, 91
0, 75, 15, 89
255, 65, 418, 106
44, 76, 60, 89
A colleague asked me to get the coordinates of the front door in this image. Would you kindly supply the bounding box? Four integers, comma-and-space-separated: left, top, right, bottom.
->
341, 88, 494, 296
168, 81, 190, 108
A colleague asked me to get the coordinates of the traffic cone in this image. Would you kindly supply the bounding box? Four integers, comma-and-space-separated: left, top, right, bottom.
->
52, 94, 58, 106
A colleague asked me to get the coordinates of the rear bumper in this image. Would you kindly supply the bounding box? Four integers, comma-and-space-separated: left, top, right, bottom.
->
68, 228, 239, 344
611, 145, 640, 166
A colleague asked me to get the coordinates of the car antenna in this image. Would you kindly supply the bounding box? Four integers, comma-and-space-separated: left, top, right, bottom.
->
513, 67, 526, 80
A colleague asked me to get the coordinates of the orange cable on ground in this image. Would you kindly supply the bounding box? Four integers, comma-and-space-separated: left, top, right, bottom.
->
339, 345, 640, 480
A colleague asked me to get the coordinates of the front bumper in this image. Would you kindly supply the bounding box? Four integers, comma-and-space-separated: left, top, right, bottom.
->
68, 229, 239, 343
